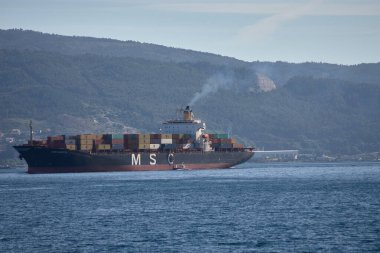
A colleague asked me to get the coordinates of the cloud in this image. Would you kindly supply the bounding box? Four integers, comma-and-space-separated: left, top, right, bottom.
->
151, 0, 380, 43
152, 1, 380, 16
237, 0, 323, 42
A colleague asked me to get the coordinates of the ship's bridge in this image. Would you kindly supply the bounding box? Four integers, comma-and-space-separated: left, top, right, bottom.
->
162, 106, 205, 138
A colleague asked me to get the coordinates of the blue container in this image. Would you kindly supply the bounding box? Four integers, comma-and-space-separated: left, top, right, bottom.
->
112, 144, 124, 150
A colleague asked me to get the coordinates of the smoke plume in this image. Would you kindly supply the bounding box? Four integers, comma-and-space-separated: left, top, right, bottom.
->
189, 73, 234, 106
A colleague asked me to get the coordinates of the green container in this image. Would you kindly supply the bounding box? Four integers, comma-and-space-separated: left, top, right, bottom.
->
214, 134, 228, 139
112, 134, 123, 139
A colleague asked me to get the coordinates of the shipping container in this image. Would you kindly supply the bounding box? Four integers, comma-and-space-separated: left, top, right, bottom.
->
211, 134, 228, 139
111, 139, 124, 145
138, 139, 150, 144
80, 144, 93, 151
139, 134, 150, 139
161, 134, 172, 139
80, 134, 97, 140
112, 134, 123, 140
150, 134, 161, 139
138, 144, 150, 150
48, 139, 65, 144
161, 138, 172, 144
48, 135, 65, 142
79, 139, 94, 145
101, 134, 112, 143
66, 144, 76, 150
149, 144, 160, 150
97, 144, 111, 150
213, 143, 233, 149
124, 139, 138, 145
125, 134, 139, 140
94, 139, 103, 145
150, 139, 161, 144
29, 140, 45, 146
232, 143, 244, 149
112, 144, 124, 150
211, 138, 233, 144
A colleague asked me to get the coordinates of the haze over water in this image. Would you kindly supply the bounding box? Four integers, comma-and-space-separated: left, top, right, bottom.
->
1, 162, 379, 252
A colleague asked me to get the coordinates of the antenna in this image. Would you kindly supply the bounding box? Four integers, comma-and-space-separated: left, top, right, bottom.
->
176, 105, 186, 120
227, 125, 232, 138
29, 120, 33, 145
175, 107, 181, 120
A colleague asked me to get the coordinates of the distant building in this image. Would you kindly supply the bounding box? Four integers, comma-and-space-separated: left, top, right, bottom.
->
252, 150, 299, 162
10, 129, 21, 135
5, 137, 15, 143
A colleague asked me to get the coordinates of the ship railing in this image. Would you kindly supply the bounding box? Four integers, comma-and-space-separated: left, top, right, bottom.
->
63, 147, 253, 154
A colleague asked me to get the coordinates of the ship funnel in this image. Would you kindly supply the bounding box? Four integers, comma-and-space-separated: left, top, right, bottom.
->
183, 105, 194, 121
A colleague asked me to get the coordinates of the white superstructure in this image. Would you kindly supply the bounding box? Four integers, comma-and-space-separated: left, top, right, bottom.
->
162, 106, 206, 140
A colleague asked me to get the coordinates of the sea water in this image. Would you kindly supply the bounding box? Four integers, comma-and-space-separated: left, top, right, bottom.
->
0, 162, 379, 252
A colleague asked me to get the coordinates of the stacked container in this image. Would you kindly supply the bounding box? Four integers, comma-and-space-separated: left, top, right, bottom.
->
232, 143, 244, 149
42, 132, 246, 152
97, 144, 111, 150
122, 133, 193, 151
137, 134, 150, 150
65, 135, 77, 150
47, 135, 66, 149
149, 134, 161, 150
109, 134, 123, 150
78, 134, 97, 151
124, 134, 139, 150
160, 134, 172, 145
207, 134, 241, 150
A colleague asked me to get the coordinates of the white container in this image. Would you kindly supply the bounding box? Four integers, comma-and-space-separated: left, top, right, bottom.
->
160, 139, 172, 144
149, 144, 160, 149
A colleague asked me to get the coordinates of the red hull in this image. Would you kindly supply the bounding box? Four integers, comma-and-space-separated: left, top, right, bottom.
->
28, 163, 232, 173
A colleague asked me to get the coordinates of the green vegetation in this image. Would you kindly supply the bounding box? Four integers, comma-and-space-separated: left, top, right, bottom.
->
1, 29, 380, 160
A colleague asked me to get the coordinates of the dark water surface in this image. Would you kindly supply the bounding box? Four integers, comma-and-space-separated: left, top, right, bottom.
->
1, 162, 379, 252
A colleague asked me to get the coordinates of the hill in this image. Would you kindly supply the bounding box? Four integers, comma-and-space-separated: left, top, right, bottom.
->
0, 29, 244, 66
0, 29, 379, 161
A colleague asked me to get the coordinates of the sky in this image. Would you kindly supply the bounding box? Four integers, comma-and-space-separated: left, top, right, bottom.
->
1, 0, 380, 65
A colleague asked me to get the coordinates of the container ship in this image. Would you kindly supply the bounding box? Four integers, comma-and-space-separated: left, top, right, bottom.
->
14, 106, 254, 173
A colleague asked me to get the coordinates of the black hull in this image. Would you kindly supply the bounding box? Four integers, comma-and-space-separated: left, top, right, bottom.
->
14, 146, 254, 173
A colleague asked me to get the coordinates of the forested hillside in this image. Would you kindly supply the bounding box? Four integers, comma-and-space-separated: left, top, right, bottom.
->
1, 29, 379, 159
0, 29, 243, 66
